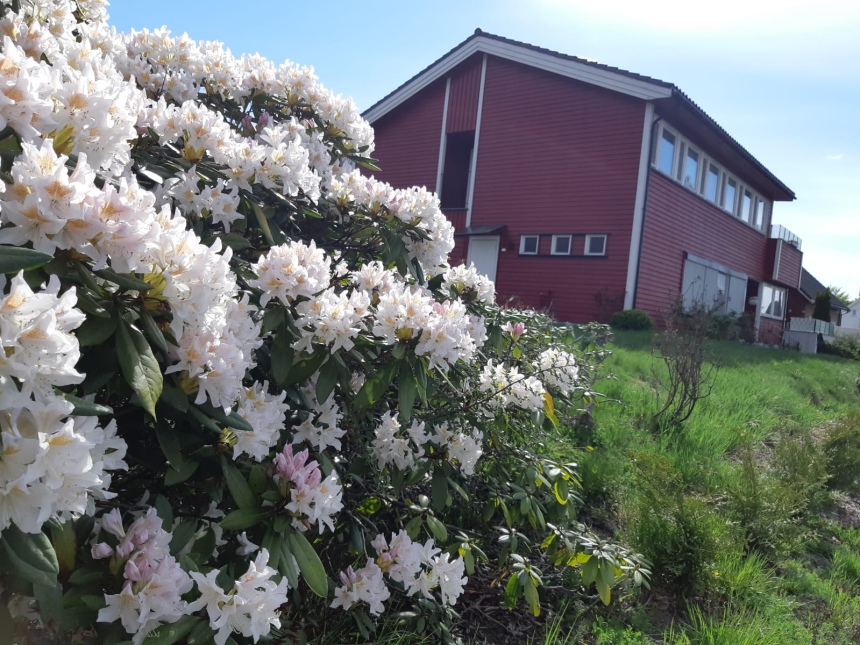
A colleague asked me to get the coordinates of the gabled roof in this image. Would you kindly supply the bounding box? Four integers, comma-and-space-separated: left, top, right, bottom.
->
798, 268, 850, 311
364, 30, 795, 202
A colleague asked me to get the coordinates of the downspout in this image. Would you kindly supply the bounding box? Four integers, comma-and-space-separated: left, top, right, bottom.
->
630, 114, 663, 310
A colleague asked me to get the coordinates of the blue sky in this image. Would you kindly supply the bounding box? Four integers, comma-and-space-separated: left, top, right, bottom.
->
108, 0, 860, 299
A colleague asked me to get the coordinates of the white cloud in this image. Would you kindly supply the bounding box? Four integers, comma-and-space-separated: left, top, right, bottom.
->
825, 153, 845, 160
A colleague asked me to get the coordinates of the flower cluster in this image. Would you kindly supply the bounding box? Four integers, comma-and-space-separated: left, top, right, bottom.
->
188, 549, 289, 645
442, 263, 495, 304
94, 509, 192, 645
232, 381, 290, 461
478, 360, 547, 412
0, 273, 126, 533
291, 380, 345, 451
273, 445, 343, 533
535, 348, 580, 395
332, 530, 467, 615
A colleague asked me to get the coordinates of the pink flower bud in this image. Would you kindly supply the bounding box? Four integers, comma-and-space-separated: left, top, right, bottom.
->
101, 508, 125, 538
91, 542, 114, 559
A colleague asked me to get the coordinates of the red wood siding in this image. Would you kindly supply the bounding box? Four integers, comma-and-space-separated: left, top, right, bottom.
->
446, 55, 482, 134
773, 240, 802, 289
469, 57, 645, 323
370, 79, 446, 193
636, 171, 770, 317
758, 316, 784, 345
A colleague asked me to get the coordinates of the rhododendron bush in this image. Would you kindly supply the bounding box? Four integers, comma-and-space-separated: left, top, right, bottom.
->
0, 2, 649, 643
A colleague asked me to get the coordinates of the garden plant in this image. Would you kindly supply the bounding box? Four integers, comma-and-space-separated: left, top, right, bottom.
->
0, 2, 649, 644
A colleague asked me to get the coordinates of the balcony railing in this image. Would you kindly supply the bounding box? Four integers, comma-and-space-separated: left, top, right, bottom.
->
789, 317, 835, 336
770, 224, 802, 250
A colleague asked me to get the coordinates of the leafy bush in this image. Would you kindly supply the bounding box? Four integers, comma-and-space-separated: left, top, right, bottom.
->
626, 453, 723, 592
820, 335, 860, 361
609, 309, 656, 331
823, 414, 860, 492
0, 4, 651, 644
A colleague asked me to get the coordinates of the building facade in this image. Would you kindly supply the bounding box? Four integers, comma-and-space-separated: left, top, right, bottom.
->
364, 31, 800, 341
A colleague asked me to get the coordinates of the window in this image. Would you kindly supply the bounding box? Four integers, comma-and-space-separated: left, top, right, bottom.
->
761, 284, 786, 319
682, 256, 747, 315
658, 128, 676, 175
704, 164, 720, 202
551, 235, 571, 256
722, 177, 737, 214
584, 234, 607, 256
683, 147, 700, 190
754, 199, 765, 229
439, 130, 475, 209
741, 189, 753, 224
519, 235, 539, 255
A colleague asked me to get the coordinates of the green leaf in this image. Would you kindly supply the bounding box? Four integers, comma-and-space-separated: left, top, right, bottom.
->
169, 520, 198, 556
74, 312, 118, 347
0, 525, 59, 587
405, 516, 423, 540
0, 245, 53, 273
62, 393, 113, 416
139, 308, 168, 355
221, 456, 257, 510
188, 528, 216, 565
95, 267, 151, 291
197, 402, 253, 432
74, 289, 110, 317
249, 466, 267, 495
154, 495, 174, 529
220, 508, 269, 531
33, 582, 65, 627
115, 319, 163, 419
155, 423, 184, 472
141, 615, 201, 645
187, 620, 216, 645
397, 363, 418, 423
581, 556, 599, 586
284, 350, 327, 388
504, 573, 521, 609
164, 458, 199, 486
596, 579, 611, 606
49, 520, 76, 576
271, 325, 294, 387
250, 201, 275, 247
159, 384, 188, 413
217, 233, 252, 250
278, 535, 300, 588
523, 575, 541, 616
425, 515, 448, 542
288, 531, 328, 598
260, 527, 282, 572
553, 479, 569, 505
354, 362, 397, 411
315, 358, 339, 404
431, 467, 448, 512
68, 567, 103, 586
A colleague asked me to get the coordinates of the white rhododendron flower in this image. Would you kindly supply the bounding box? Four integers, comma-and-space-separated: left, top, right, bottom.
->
250, 239, 331, 307
232, 381, 290, 461
188, 549, 289, 645
535, 348, 580, 395
274, 445, 343, 533
96, 509, 193, 645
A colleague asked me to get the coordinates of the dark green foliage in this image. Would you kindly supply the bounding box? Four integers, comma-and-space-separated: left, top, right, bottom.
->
626, 453, 723, 592
820, 335, 860, 361
813, 289, 832, 322
823, 414, 860, 493
608, 309, 655, 331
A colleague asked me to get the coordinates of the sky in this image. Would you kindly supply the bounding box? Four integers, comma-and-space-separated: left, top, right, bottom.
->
108, 0, 860, 299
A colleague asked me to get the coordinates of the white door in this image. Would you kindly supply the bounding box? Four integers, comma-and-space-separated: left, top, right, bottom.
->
467, 236, 500, 283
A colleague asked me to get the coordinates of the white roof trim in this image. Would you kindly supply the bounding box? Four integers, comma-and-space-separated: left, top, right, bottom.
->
364, 36, 673, 123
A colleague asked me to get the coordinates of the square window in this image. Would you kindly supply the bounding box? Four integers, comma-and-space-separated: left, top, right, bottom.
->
658, 129, 676, 175
519, 235, 539, 255
683, 147, 699, 190
761, 284, 786, 319
741, 189, 753, 223
723, 177, 738, 214
705, 164, 720, 202
585, 234, 607, 256
551, 235, 571, 256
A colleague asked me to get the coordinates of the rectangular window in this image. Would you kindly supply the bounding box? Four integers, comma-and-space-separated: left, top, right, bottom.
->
761, 284, 786, 319
584, 234, 607, 256
683, 147, 700, 190
705, 164, 720, 202
551, 235, 571, 256
755, 199, 765, 229
658, 129, 676, 175
519, 235, 539, 255
741, 189, 753, 223
439, 130, 475, 209
722, 177, 737, 214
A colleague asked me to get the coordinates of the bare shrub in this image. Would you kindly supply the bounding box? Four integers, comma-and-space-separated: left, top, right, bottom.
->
651, 300, 719, 430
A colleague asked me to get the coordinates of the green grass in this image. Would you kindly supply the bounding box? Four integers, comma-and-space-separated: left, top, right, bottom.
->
545, 331, 860, 645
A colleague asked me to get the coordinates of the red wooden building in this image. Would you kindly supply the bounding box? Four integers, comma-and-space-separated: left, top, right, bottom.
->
364, 30, 802, 341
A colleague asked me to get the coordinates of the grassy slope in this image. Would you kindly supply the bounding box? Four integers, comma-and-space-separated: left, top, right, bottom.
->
549, 332, 860, 644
